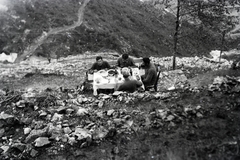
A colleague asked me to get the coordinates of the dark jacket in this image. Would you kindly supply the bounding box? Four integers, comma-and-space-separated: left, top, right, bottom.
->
117, 57, 135, 68
91, 61, 111, 71
141, 62, 157, 87
117, 79, 142, 93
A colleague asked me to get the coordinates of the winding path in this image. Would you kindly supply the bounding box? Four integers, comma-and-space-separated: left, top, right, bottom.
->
16, 0, 90, 63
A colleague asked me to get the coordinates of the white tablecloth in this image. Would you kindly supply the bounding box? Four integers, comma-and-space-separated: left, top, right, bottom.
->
93, 68, 144, 95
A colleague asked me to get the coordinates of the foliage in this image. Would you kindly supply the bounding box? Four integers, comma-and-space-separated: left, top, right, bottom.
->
0, 0, 239, 58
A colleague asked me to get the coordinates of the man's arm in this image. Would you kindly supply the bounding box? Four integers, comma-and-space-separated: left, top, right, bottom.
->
117, 58, 121, 67
130, 58, 135, 66
105, 61, 111, 69
90, 63, 97, 70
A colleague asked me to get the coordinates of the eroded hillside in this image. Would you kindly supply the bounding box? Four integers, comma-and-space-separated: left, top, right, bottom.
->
0, 0, 238, 60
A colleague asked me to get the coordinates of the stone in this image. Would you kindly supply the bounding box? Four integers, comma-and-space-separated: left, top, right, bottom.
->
0, 89, 6, 96
34, 137, 51, 147
0, 128, 5, 137
63, 127, 72, 134
16, 100, 26, 108
92, 127, 108, 140
107, 109, 115, 116
136, 93, 145, 99
39, 111, 48, 117
76, 108, 88, 116
57, 106, 67, 114
12, 143, 26, 152
25, 126, 48, 143
112, 91, 123, 97
68, 137, 77, 145
0, 112, 14, 120
0, 146, 9, 153
196, 112, 203, 118
51, 113, 63, 122
68, 93, 74, 99
167, 115, 175, 121
96, 111, 104, 118
61, 135, 68, 143
72, 127, 91, 140
98, 101, 104, 108
102, 95, 111, 99
62, 123, 69, 127
0, 112, 18, 126
30, 149, 39, 157
66, 108, 74, 114
24, 127, 31, 135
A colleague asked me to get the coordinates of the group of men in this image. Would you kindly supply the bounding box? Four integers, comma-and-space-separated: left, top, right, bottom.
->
90, 53, 158, 93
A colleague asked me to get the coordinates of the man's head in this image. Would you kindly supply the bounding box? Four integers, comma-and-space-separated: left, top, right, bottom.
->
122, 71, 130, 79
122, 67, 130, 79
96, 56, 103, 66
122, 54, 129, 60
142, 57, 150, 67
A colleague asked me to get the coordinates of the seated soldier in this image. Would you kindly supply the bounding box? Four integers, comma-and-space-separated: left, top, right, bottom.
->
90, 56, 111, 72
117, 70, 142, 93
140, 57, 157, 89
117, 53, 135, 68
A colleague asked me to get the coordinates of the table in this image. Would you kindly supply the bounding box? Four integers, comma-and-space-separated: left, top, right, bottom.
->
92, 68, 144, 95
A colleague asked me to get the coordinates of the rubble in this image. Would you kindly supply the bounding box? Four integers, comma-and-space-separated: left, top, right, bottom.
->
209, 76, 240, 92
34, 137, 51, 147
0, 50, 240, 159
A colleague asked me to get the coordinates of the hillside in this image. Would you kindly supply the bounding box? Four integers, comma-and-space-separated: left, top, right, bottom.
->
0, 0, 239, 60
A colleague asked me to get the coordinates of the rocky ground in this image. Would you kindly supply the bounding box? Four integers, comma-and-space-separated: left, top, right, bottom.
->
1, 50, 240, 160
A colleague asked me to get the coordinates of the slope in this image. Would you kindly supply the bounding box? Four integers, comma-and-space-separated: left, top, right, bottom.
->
0, 0, 233, 60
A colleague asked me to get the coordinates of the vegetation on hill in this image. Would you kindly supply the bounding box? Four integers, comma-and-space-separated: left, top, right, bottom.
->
0, 0, 239, 59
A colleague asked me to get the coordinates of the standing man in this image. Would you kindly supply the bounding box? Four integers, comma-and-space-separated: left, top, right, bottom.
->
90, 56, 111, 71
141, 57, 157, 89
117, 53, 135, 68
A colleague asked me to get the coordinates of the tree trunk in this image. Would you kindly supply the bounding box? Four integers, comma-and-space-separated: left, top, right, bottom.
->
219, 30, 226, 64
173, 0, 180, 70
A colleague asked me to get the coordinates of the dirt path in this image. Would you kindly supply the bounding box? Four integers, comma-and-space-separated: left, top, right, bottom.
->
15, 0, 90, 63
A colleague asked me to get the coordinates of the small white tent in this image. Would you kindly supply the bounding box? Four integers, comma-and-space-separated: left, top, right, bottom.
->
0, 52, 18, 63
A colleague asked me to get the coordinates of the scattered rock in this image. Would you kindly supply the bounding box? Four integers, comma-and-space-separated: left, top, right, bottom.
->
66, 108, 74, 114
102, 95, 111, 99
24, 127, 31, 135
98, 101, 104, 108
196, 112, 203, 118
16, 100, 26, 108
30, 149, 39, 157
76, 107, 88, 116
12, 143, 26, 152
57, 106, 67, 114
68, 137, 77, 145
34, 137, 51, 147
39, 111, 48, 117
25, 126, 48, 143
0, 146, 9, 153
107, 109, 115, 116
63, 127, 72, 134
113, 91, 123, 97
0, 112, 14, 120
0, 128, 5, 137
51, 113, 63, 122
167, 115, 175, 121
72, 127, 91, 140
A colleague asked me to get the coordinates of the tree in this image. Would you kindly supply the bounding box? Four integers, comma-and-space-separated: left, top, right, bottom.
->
149, 0, 238, 70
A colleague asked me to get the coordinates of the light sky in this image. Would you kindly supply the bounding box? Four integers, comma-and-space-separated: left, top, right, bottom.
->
0, 0, 8, 11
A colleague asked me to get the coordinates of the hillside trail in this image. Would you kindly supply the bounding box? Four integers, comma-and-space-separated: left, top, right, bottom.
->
15, 0, 90, 63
